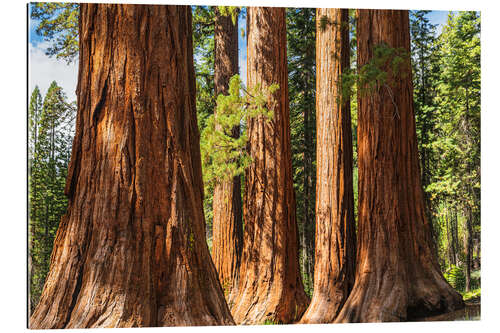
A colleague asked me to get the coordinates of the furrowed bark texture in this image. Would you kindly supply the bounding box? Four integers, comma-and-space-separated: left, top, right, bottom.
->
299, 8, 356, 324
229, 7, 309, 324
212, 7, 243, 297
29, 4, 234, 328
335, 10, 464, 323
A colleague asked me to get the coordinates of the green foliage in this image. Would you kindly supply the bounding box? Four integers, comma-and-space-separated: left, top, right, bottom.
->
192, 6, 216, 231
30, 3, 79, 63
444, 266, 481, 295
356, 43, 409, 98
29, 82, 75, 312
200, 75, 276, 192
192, 6, 216, 131
430, 12, 480, 204
287, 7, 316, 296
348, 9, 359, 223
444, 265, 466, 291
319, 15, 329, 32
408, 11, 481, 284
339, 42, 410, 123
217, 6, 239, 25
425, 12, 480, 275
462, 288, 480, 301
192, 7, 245, 233
261, 319, 278, 325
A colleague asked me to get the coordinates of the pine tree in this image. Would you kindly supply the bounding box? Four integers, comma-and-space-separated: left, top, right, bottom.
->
30, 3, 79, 63
29, 82, 74, 314
286, 7, 316, 296
191, 6, 217, 242
430, 11, 480, 292
410, 10, 440, 247
28, 86, 44, 314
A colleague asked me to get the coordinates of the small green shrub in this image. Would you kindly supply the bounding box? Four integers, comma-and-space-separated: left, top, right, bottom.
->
444, 265, 466, 291
462, 288, 480, 301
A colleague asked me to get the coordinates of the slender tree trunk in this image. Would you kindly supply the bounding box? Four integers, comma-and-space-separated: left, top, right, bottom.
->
452, 209, 460, 265
229, 6, 309, 324
29, 109, 39, 315
335, 10, 464, 323
30, 4, 234, 328
304, 99, 315, 289
212, 7, 243, 298
301, 99, 314, 292
299, 9, 355, 324
300, 208, 308, 289
28, 248, 32, 316
465, 206, 473, 292
419, 63, 436, 255
446, 211, 456, 266
473, 234, 480, 270
302, 102, 310, 288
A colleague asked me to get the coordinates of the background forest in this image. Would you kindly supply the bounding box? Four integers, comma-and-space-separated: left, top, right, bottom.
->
28, 3, 480, 321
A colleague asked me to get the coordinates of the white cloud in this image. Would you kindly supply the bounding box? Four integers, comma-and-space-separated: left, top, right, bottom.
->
29, 41, 78, 102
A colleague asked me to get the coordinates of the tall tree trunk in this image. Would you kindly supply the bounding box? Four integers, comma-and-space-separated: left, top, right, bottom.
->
303, 96, 315, 290
464, 206, 473, 292
452, 209, 460, 265
29, 4, 234, 328
212, 7, 243, 298
335, 10, 464, 323
446, 211, 456, 266
301, 99, 314, 292
28, 247, 32, 316
229, 6, 309, 324
299, 9, 355, 324
473, 233, 480, 270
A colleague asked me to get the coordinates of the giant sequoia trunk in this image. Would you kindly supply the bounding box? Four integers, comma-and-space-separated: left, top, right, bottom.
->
299, 8, 356, 324
335, 10, 464, 323
211, 7, 243, 297
229, 7, 309, 324
29, 4, 234, 328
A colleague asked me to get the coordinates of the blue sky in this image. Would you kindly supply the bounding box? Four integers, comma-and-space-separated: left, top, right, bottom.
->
29, 8, 450, 103
29, 4, 78, 101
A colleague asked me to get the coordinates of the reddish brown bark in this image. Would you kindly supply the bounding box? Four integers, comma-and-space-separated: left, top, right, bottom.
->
229, 7, 309, 324
29, 4, 234, 328
335, 10, 464, 323
299, 8, 356, 324
211, 7, 243, 297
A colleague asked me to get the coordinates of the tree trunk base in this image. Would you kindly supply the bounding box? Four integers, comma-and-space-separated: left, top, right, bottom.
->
334, 263, 464, 323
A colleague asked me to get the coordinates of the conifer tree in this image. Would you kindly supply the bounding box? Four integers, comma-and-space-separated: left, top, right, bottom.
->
286, 7, 316, 295
28, 82, 74, 314
28, 86, 44, 314
31, 3, 79, 63
410, 10, 439, 242
430, 11, 480, 292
